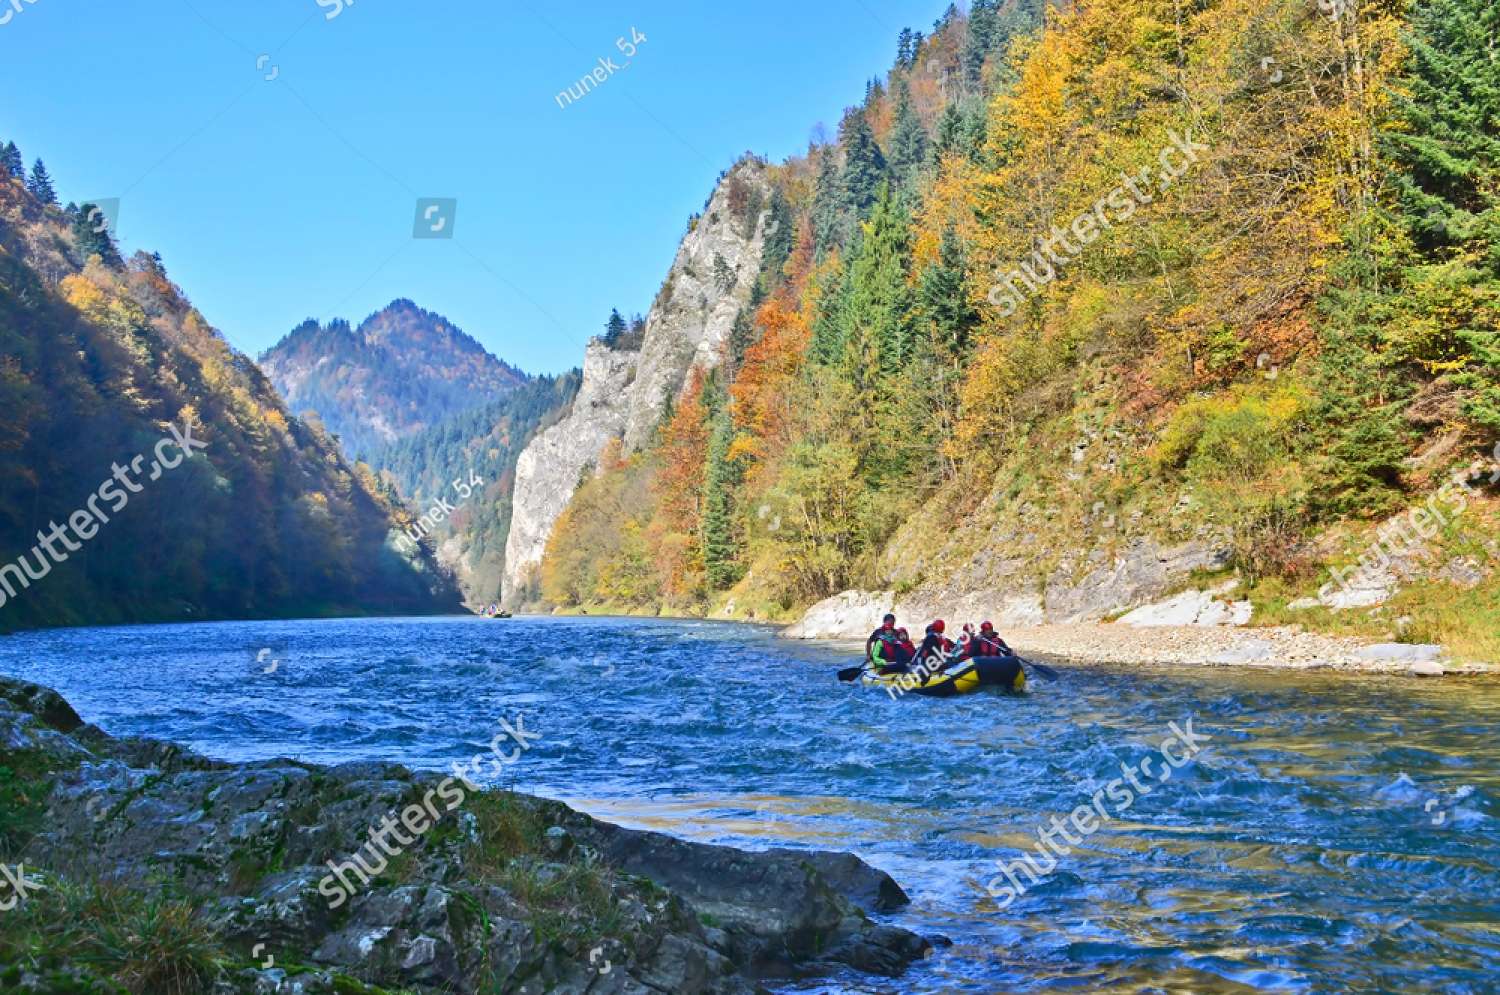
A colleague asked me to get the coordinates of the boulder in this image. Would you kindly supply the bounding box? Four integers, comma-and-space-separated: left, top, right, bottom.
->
1359, 643, 1443, 664
782, 591, 895, 640
1116, 589, 1253, 628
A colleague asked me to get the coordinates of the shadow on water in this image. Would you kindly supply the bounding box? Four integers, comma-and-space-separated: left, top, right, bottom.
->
2, 615, 1497, 993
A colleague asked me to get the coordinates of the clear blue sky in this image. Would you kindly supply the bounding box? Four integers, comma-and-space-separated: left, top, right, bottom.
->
0, 0, 952, 375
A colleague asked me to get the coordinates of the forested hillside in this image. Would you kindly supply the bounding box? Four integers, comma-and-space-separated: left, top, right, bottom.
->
538, 0, 1500, 657
377, 371, 582, 603
0, 152, 462, 630
260, 299, 528, 460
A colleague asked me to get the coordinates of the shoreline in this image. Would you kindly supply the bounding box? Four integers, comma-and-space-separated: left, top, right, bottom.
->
7, 609, 1492, 677
790, 622, 1493, 677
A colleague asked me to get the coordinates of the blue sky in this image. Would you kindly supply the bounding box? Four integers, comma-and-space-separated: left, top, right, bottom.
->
0, 0, 952, 375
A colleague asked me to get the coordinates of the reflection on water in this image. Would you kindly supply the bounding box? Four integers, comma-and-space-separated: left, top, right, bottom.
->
2, 615, 1496, 993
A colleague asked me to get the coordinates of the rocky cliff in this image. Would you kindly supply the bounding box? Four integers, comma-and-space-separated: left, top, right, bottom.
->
503, 161, 774, 602
0, 675, 929, 993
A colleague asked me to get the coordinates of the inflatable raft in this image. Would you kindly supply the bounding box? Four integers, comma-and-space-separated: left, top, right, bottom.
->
860, 656, 1026, 698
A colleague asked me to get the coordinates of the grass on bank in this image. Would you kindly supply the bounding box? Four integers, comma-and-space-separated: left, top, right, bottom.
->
0, 736, 633, 993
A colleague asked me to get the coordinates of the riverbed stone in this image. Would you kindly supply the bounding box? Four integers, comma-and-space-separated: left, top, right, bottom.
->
1359, 643, 1443, 663
1116, 589, 1254, 627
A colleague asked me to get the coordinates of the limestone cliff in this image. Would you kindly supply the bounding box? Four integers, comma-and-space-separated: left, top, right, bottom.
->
503, 160, 774, 601
502, 341, 637, 601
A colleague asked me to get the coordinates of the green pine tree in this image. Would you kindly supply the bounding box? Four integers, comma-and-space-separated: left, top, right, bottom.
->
840, 185, 915, 484
1312, 251, 1414, 517
26, 159, 56, 204
887, 80, 929, 192
809, 261, 850, 366
72, 202, 124, 268
701, 407, 741, 589
838, 109, 887, 223
1381, 0, 1500, 430
0, 142, 22, 179
897, 228, 980, 481
604, 308, 628, 346
918, 228, 979, 363
811, 144, 847, 250
759, 188, 795, 285
897, 28, 915, 68
964, 0, 999, 89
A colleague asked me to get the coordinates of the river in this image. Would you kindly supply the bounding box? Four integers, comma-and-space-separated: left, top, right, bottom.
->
1, 616, 1496, 993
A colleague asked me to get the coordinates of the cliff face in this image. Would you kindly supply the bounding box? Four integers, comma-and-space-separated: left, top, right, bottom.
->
502, 342, 638, 600
503, 161, 773, 602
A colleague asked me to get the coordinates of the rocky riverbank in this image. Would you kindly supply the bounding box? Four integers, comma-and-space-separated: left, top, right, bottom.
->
0, 677, 929, 994
783, 591, 1492, 676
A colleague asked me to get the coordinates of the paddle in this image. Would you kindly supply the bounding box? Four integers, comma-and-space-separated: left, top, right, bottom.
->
1016, 655, 1059, 682
837, 663, 869, 682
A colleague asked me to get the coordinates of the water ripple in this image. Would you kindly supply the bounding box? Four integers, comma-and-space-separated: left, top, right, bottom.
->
2, 615, 1496, 993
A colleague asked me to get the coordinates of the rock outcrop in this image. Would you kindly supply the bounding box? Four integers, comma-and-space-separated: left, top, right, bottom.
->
1115, 583, 1254, 627
503, 160, 774, 603
786, 537, 1232, 639
502, 342, 638, 601
0, 676, 928, 994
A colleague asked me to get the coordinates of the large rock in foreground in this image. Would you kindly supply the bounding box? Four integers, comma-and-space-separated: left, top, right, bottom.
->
0, 676, 928, 994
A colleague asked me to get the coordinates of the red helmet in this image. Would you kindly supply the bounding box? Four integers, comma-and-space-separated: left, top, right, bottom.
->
980, 621, 995, 632
932, 620, 945, 633
896, 628, 909, 638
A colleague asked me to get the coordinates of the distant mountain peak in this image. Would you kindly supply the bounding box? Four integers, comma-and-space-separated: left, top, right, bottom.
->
260, 300, 529, 458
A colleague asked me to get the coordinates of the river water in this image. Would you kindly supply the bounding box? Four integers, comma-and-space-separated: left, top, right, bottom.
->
2, 616, 1496, 993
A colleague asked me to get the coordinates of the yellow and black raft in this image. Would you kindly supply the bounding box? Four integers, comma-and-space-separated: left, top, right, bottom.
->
861, 656, 1026, 698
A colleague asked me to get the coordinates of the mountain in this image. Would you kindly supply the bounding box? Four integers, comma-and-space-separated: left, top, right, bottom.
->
259, 299, 528, 460
513, 0, 1500, 659
377, 370, 582, 603
0, 160, 462, 630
